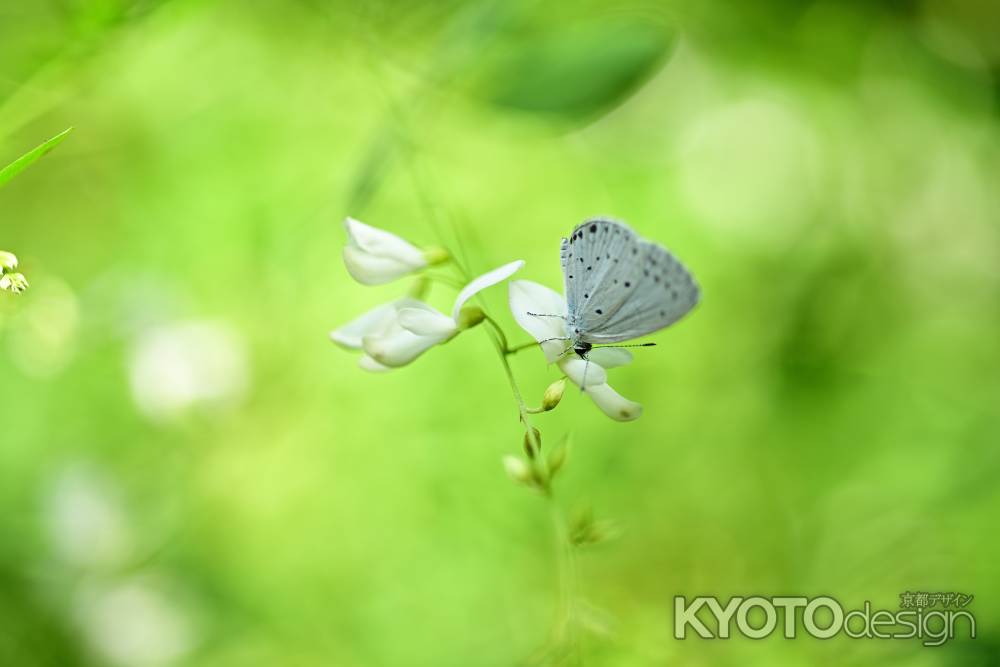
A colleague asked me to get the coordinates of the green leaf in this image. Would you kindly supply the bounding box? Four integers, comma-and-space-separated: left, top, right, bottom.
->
477, 19, 675, 123
0, 127, 73, 189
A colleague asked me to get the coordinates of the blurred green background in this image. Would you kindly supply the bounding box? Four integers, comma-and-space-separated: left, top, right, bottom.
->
1, 0, 998, 665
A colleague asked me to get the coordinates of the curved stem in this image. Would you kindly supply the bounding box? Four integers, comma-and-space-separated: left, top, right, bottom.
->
505, 340, 540, 356
423, 272, 464, 290
484, 315, 511, 355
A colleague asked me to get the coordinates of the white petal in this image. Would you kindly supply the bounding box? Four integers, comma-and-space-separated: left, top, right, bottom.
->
329, 301, 401, 349
397, 306, 457, 337
586, 348, 633, 369
358, 355, 392, 372
342, 246, 420, 286
508, 280, 569, 363
585, 383, 643, 421
362, 329, 438, 368
450, 260, 524, 321
344, 218, 426, 266
559, 357, 608, 388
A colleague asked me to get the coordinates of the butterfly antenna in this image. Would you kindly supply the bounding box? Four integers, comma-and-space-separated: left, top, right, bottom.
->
592, 342, 657, 349
526, 312, 566, 319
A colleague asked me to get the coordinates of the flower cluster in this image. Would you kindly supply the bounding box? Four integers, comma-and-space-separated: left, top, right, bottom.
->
330, 218, 644, 422
509, 280, 642, 422
328, 217, 635, 659
331, 217, 522, 370
0, 250, 28, 293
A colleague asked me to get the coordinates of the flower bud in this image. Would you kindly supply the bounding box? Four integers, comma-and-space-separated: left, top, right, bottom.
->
456, 305, 485, 330
502, 455, 533, 485
541, 378, 566, 411
0, 251, 17, 272
569, 507, 620, 546
522, 427, 541, 459
547, 436, 570, 477
422, 246, 449, 266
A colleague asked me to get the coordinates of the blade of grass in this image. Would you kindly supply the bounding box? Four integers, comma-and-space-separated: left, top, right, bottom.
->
0, 127, 73, 189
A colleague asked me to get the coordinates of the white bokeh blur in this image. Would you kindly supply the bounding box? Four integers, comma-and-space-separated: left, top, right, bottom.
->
128, 320, 250, 422
74, 576, 196, 667
44, 464, 132, 570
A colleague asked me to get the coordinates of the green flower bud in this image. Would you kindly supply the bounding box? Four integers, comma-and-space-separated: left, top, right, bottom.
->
522, 427, 541, 459
541, 378, 566, 411
569, 507, 620, 546
547, 436, 570, 478
423, 246, 449, 266
456, 306, 485, 330
0, 251, 17, 272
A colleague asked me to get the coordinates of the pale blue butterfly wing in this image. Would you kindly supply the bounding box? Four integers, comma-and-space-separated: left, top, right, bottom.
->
562, 218, 699, 344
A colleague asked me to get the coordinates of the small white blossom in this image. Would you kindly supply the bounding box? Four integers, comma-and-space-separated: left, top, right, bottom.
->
0, 271, 29, 293
0, 251, 28, 293
329, 298, 409, 372
331, 297, 440, 371
332, 261, 524, 370
508, 280, 642, 421
342, 217, 444, 285
0, 250, 18, 272
362, 260, 524, 367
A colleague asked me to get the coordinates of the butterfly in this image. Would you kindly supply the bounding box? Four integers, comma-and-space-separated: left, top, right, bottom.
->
555, 217, 700, 358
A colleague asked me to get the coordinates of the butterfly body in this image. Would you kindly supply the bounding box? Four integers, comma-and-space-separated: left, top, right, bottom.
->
560, 218, 699, 352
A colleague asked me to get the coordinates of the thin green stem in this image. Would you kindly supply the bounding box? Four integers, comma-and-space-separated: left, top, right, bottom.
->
484, 315, 511, 354
423, 272, 464, 290
360, 36, 576, 658
505, 340, 540, 356
549, 501, 572, 642
484, 326, 580, 663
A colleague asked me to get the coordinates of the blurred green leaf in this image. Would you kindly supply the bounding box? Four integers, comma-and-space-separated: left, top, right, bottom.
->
477, 19, 674, 123
0, 127, 72, 190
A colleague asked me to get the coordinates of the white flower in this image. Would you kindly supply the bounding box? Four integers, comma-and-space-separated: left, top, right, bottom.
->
329, 298, 419, 372
0, 251, 27, 293
508, 280, 642, 421
365, 260, 524, 367
342, 217, 445, 285
0, 271, 29, 293
332, 260, 524, 369
0, 250, 18, 272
